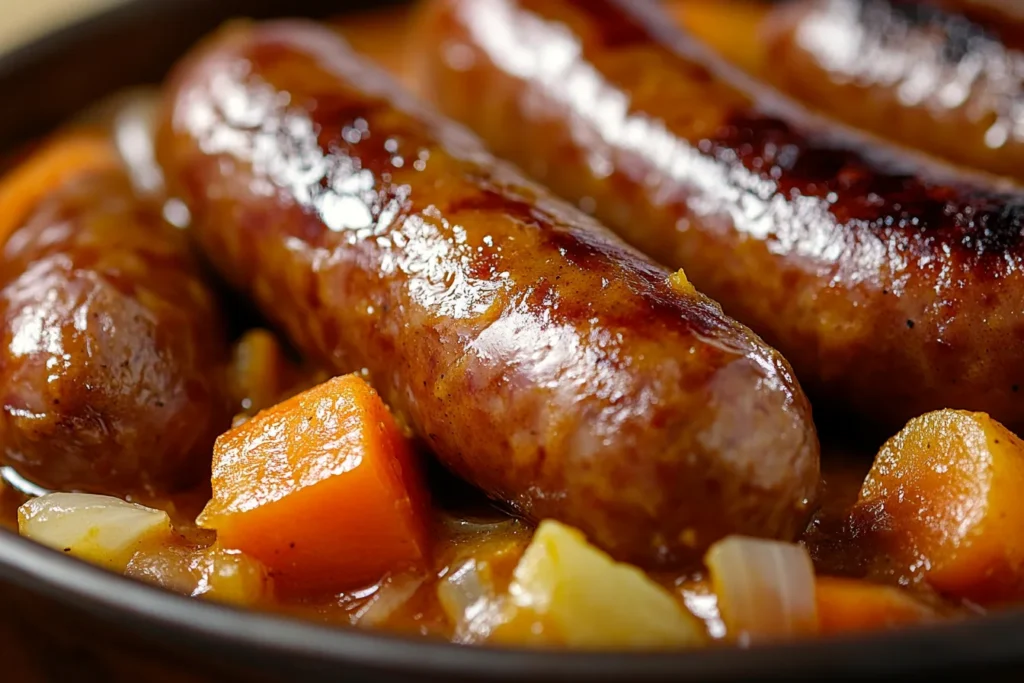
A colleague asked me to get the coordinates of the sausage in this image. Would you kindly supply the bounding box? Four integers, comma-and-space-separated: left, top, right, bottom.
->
0, 139, 231, 495
412, 0, 1024, 433
762, 0, 1024, 182
155, 21, 820, 567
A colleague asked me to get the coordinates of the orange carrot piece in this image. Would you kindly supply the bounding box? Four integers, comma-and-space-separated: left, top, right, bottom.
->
0, 131, 120, 244
198, 374, 430, 592
815, 577, 937, 635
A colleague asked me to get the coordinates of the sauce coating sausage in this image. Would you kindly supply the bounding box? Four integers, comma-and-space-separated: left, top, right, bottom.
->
0, 157, 231, 494
155, 21, 820, 568
413, 0, 1024, 433
763, 0, 1024, 182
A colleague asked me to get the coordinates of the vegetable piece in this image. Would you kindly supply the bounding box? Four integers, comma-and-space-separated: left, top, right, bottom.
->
353, 572, 426, 627
198, 374, 429, 592
496, 520, 704, 649
228, 329, 297, 417
857, 410, 1024, 603
18, 493, 172, 572
0, 131, 119, 243
126, 544, 272, 606
815, 577, 937, 635
438, 559, 516, 643
705, 536, 817, 643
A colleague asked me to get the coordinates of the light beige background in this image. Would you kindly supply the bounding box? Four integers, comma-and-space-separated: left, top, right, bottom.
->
2, 0, 122, 52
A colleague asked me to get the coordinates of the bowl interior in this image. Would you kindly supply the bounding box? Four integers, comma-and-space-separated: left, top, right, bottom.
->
1, 0, 1024, 680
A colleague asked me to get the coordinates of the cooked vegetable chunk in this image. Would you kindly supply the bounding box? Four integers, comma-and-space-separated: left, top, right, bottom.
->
705, 536, 817, 643
126, 544, 272, 606
857, 410, 1024, 603
496, 520, 704, 649
198, 374, 429, 592
18, 493, 172, 571
815, 577, 937, 635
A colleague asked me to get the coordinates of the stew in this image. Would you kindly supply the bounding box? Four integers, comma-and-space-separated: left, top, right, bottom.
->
2, 0, 1022, 650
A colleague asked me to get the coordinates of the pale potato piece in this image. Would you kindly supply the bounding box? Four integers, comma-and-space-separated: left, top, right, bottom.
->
858, 410, 1024, 603
497, 520, 704, 649
18, 493, 173, 572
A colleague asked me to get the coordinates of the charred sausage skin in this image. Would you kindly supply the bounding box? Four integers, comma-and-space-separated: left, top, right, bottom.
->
156, 21, 820, 567
414, 0, 1024, 432
763, 0, 1024, 183
0, 167, 230, 494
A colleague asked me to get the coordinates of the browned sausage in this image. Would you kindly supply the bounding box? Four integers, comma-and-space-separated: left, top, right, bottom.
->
762, 0, 1024, 182
413, 0, 1024, 433
0, 142, 230, 495
155, 21, 820, 567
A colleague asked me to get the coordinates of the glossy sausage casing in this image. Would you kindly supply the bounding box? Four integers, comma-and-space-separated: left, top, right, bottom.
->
763, 0, 1024, 182
0, 168, 230, 494
156, 21, 820, 567
414, 0, 1024, 432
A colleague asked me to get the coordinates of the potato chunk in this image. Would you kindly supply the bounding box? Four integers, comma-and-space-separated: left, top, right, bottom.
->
857, 410, 1024, 603
496, 520, 704, 649
18, 493, 173, 572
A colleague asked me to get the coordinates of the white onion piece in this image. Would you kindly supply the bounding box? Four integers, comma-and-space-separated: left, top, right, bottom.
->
437, 559, 510, 643
705, 536, 818, 644
18, 493, 173, 572
125, 545, 271, 606
354, 573, 424, 627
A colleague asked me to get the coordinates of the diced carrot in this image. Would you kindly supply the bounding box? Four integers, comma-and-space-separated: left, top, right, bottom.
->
198, 374, 430, 592
815, 577, 936, 635
0, 130, 120, 244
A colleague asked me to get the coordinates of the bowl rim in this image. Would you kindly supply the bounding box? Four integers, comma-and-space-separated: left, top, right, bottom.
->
1, 0, 1024, 679
4, 528, 1024, 681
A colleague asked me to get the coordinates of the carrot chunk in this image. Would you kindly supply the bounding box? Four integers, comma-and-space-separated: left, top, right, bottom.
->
856, 410, 1024, 604
198, 374, 429, 592
815, 577, 936, 635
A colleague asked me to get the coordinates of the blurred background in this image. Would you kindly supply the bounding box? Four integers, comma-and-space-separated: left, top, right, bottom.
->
2, 0, 120, 53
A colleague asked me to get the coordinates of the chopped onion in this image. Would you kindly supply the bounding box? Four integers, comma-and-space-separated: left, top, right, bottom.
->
705, 536, 818, 644
18, 493, 173, 572
437, 559, 510, 643
354, 573, 424, 627
125, 544, 271, 606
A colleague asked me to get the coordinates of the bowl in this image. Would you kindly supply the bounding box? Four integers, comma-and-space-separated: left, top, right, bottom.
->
1, 1, 1024, 680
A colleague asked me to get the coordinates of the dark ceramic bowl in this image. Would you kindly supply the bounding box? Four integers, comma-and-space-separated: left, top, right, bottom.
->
1, 1, 1024, 681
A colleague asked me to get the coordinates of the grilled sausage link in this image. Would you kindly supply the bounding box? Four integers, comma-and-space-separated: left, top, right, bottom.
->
0, 142, 231, 494
413, 0, 1024, 433
762, 0, 1024, 182
155, 21, 820, 567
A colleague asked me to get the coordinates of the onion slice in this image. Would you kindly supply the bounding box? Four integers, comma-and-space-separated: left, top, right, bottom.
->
705, 536, 818, 644
354, 572, 425, 627
18, 493, 173, 572
437, 559, 512, 643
